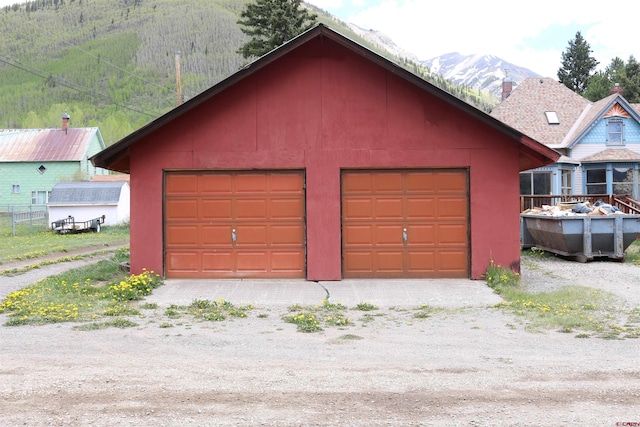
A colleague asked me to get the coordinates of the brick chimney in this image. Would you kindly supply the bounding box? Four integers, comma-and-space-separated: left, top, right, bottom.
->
501, 69, 513, 100
610, 83, 624, 96
61, 112, 70, 134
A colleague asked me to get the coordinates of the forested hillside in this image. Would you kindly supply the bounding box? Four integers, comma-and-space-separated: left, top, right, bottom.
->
0, 0, 496, 145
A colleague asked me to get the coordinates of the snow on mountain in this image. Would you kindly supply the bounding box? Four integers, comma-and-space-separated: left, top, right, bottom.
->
422, 53, 541, 99
343, 25, 541, 100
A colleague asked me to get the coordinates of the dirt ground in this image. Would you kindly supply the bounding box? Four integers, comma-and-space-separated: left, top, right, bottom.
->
1, 253, 639, 426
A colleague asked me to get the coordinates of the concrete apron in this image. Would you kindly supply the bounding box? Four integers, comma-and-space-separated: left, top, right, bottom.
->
145, 279, 503, 309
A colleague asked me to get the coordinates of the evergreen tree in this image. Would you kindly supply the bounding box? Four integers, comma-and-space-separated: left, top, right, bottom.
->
557, 31, 599, 94
619, 55, 640, 103
237, 0, 317, 59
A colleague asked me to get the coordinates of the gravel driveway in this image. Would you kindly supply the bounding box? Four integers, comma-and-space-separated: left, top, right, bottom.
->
1, 252, 639, 426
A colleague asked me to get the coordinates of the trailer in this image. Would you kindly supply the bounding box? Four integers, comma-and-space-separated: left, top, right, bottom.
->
51, 215, 105, 234
521, 213, 640, 262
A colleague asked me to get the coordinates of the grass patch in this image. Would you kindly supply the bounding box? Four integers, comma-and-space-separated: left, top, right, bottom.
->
354, 302, 378, 311
74, 318, 138, 330
159, 298, 256, 323
413, 304, 442, 319
0, 224, 129, 266
285, 299, 355, 333
487, 260, 640, 339
0, 250, 163, 327
625, 239, 640, 265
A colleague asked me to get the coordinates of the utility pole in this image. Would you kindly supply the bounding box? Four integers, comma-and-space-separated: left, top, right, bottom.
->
175, 51, 183, 106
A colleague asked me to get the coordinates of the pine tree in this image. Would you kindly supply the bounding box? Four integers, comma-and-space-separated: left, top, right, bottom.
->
237, 0, 317, 59
557, 31, 599, 94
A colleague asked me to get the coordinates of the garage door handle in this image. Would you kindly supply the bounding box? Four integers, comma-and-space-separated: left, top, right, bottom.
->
232, 229, 237, 243
402, 228, 408, 243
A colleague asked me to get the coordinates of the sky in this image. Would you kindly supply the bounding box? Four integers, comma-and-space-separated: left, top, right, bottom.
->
305, 0, 639, 78
1, 0, 637, 79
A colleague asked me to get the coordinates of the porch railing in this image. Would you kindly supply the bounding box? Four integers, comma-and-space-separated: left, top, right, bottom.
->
520, 194, 640, 214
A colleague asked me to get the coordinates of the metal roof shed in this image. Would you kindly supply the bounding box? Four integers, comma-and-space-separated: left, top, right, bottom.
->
48, 181, 130, 227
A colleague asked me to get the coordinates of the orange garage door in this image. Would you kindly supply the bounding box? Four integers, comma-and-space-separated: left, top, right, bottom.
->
165, 171, 305, 278
342, 169, 468, 278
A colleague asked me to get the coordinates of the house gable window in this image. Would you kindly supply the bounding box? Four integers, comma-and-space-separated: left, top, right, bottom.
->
37, 165, 47, 174
12, 184, 20, 194
606, 118, 624, 145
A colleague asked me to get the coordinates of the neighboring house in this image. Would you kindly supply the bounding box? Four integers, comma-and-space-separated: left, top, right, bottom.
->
48, 181, 130, 227
0, 115, 109, 208
491, 78, 640, 201
91, 24, 558, 281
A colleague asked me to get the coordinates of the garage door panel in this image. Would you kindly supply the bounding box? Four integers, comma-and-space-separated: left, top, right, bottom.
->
166, 174, 198, 194
271, 251, 305, 272
406, 224, 435, 245
376, 251, 404, 272
166, 225, 199, 246
201, 174, 233, 194
343, 172, 373, 193
234, 225, 268, 246
406, 251, 436, 271
406, 172, 434, 192
202, 251, 234, 272
236, 199, 268, 219
201, 199, 232, 219
343, 225, 373, 246
343, 198, 372, 219
271, 225, 304, 245
271, 198, 304, 219
438, 251, 468, 272
166, 199, 198, 220
166, 251, 200, 273
375, 225, 403, 245
236, 174, 268, 193
436, 171, 467, 193
437, 224, 468, 245
236, 251, 269, 272
271, 173, 304, 193
343, 251, 373, 272
406, 197, 435, 219
201, 225, 232, 245
375, 198, 403, 218
437, 197, 467, 219
374, 172, 403, 192
165, 171, 305, 278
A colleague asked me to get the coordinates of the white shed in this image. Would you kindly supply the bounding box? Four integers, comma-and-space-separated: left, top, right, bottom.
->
48, 181, 130, 227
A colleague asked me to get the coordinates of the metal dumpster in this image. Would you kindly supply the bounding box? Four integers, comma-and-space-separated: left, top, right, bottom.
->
520, 213, 640, 262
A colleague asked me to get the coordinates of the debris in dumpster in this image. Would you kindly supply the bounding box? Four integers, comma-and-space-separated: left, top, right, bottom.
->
522, 201, 628, 217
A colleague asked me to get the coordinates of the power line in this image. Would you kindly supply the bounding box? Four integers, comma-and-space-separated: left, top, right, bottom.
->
0, 56, 159, 118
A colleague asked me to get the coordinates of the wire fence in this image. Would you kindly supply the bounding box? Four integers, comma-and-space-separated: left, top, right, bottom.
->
0, 205, 49, 236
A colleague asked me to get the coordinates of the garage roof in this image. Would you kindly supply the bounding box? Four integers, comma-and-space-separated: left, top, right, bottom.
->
90, 24, 559, 173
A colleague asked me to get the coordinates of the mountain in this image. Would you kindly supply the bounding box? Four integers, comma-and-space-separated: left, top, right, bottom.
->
347, 23, 419, 63
0, 0, 498, 145
422, 53, 541, 99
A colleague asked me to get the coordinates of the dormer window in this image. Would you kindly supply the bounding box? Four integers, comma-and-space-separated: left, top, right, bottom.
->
545, 111, 559, 125
607, 118, 624, 145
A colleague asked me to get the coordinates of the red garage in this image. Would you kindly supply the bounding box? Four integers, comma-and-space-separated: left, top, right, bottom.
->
91, 24, 558, 281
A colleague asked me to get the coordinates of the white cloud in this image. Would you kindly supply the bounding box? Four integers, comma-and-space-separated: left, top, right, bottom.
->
308, 0, 640, 79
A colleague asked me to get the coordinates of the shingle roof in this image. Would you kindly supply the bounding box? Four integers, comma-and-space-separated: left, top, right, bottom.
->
580, 147, 640, 163
490, 78, 590, 145
48, 182, 127, 205
0, 128, 100, 162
